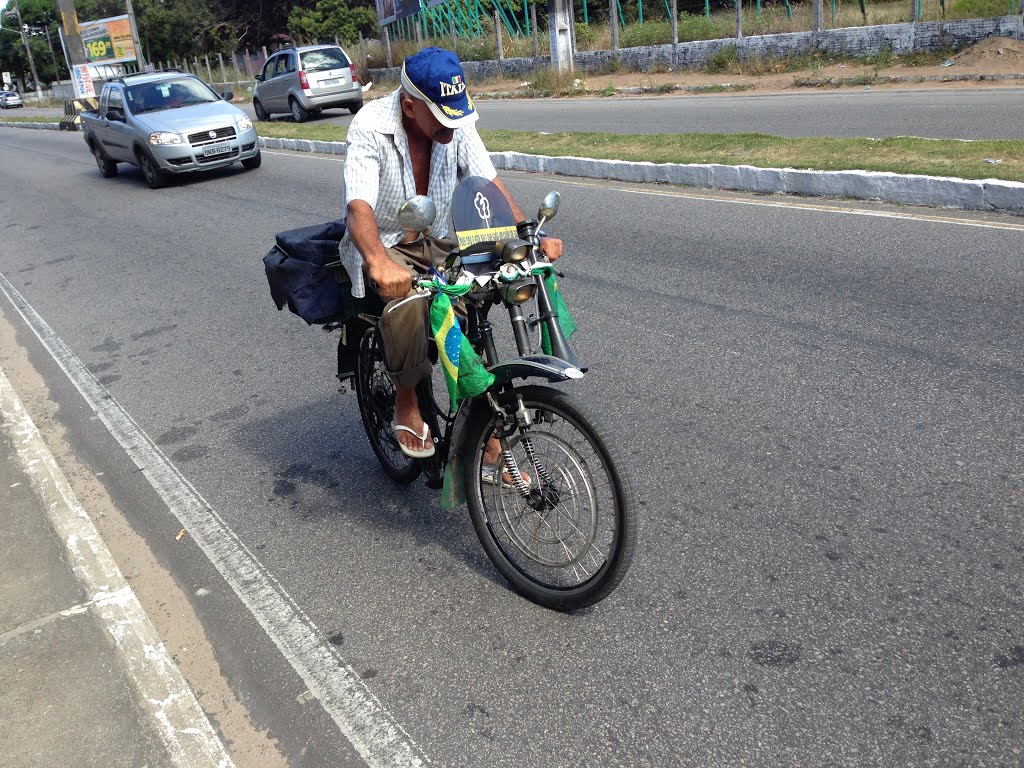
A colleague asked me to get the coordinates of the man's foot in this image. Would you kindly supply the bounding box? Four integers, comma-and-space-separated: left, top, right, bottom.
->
393, 384, 433, 458
482, 437, 531, 488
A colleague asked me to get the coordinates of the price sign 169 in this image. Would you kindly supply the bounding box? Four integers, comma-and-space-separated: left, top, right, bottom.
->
86, 37, 112, 60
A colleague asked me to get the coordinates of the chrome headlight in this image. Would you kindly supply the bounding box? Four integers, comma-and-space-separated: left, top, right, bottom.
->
504, 281, 536, 305
236, 116, 253, 131
149, 131, 182, 145
499, 238, 532, 264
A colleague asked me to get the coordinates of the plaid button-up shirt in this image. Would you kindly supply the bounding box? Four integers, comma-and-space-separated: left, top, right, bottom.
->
339, 89, 498, 298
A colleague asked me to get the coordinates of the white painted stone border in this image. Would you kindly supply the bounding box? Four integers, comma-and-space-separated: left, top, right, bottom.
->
4, 121, 1021, 215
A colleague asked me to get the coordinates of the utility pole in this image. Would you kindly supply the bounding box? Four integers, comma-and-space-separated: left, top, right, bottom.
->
9, 0, 43, 102
124, 0, 147, 69
54, 0, 86, 67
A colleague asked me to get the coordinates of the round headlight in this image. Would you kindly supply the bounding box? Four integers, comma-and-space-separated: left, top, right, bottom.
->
504, 282, 536, 305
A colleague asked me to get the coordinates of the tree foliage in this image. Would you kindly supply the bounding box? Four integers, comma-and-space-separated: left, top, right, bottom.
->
0, 0, 385, 84
288, 0, 378, 46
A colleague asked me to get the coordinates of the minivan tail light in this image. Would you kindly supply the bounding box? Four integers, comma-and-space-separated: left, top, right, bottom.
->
351, 67, 359, 83
298, 70, 310, 92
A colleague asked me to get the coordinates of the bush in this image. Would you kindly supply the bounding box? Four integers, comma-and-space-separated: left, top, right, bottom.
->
949, 0, 1012, 17
705, 44, 739, 73
619, 20, 673, 48
677, 13, 721, 43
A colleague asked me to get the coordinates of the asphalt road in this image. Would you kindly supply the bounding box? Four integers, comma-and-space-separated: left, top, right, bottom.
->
251, 86, 1024, 138
11, 85, 1024, 138
2, 129, 1023, 767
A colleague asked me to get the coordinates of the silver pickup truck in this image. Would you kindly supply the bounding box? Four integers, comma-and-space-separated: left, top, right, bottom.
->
81, 70, 261, 189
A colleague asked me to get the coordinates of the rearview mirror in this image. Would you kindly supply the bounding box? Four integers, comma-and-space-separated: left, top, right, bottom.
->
538, 191, 560, 222
106, 107, 125, 122
398, 195, 437, 235
221, 90, 234, 101
255, 73, 263, 82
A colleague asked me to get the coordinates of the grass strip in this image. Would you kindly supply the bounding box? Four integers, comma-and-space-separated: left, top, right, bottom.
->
481, 130, 1024, 183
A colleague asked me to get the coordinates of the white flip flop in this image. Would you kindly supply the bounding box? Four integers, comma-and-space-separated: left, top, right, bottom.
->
392, 421, 435, 459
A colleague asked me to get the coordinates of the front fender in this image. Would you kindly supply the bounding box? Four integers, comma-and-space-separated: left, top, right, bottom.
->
488, 355, 586, 385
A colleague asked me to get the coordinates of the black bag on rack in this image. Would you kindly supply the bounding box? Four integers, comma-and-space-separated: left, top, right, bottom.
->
263, 219, 355, 325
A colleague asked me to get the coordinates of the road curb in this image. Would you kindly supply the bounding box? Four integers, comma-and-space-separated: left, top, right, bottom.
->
255, 136, 1024, 217
3, 121, 1020, 216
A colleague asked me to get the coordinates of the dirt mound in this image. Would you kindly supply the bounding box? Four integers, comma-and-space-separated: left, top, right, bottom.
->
953, 36, 1024, 68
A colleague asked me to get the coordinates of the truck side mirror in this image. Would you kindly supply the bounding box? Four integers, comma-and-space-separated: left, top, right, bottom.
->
221, 91, 234, 101
106, 107, 126, 122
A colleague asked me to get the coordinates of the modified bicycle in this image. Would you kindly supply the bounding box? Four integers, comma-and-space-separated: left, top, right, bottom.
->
332, 177, 636, 611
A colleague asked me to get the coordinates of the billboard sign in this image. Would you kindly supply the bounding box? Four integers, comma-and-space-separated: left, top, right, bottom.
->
79, 15, 137, 64
376, 0, 422, 27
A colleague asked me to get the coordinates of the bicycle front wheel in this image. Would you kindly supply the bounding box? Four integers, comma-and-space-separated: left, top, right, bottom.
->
463, 385, 636, 611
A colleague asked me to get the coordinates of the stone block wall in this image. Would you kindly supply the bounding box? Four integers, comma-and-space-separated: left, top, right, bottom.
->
369, 14, 1024, 83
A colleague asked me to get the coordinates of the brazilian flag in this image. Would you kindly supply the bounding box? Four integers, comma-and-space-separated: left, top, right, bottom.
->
534, 267, 577, 355
429, 288, 495, 411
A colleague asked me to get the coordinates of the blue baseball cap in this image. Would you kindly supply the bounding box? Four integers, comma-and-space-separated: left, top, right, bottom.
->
400, 47, 478, 129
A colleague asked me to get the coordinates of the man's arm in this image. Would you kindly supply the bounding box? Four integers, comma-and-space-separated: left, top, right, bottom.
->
347, 200, 413, 300
491, 177, 564, 262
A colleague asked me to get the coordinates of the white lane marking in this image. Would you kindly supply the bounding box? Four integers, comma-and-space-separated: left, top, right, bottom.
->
0, 368, 233, 768
517, 176, 1024, 232
0, 275, 431, 768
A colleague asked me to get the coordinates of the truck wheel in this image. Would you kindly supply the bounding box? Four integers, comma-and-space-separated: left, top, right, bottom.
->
241, 149, 262, 170
93, 143, 118, 178
253, 98, 269, 121
138, 150, 167, 189
289, 97, 310, 123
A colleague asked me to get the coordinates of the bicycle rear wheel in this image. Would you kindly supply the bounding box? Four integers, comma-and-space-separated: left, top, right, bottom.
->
463, 385, 636, 611
355, 326, 421, 484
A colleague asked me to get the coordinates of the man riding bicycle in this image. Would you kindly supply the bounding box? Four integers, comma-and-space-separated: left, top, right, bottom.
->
337, 47, 562, 462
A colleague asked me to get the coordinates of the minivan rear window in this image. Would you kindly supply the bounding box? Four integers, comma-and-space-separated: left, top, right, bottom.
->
301, 48, 350, 73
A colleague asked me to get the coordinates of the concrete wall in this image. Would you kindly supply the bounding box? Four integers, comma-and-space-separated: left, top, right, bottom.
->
369, 14, 1024, 82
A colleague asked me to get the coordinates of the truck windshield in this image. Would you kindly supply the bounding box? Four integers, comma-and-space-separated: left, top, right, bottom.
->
126, 78, 220, 114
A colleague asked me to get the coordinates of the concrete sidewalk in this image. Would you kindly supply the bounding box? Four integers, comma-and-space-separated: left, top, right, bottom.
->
0, 430, 176, 768
0, 371, 233, 768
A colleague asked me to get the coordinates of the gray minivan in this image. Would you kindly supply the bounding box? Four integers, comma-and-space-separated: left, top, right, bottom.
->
253, 44, 362, 123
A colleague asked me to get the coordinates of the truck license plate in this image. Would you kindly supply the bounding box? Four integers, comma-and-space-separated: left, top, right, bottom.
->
322, 78, 340, 87
203, 144, 231, 157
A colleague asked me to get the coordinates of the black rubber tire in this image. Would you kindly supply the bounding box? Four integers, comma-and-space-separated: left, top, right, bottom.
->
463, 385, 637, 611
253, 98, 269, 121
241, 149, 262, 170
289, 97, 310, 123
138, 149, 167, 189
355, 327, 421, 484
93, 143, 117, 178
348, 101, 362, 115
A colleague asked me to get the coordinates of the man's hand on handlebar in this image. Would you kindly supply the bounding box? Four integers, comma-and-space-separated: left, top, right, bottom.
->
368, 257, 414, 300
541, 236, 563, 262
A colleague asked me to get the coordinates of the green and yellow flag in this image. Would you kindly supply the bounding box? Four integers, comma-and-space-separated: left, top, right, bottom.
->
429, 287, 495, 411
533, 266, 577, 356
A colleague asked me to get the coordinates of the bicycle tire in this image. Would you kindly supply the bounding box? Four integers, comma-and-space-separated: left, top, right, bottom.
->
355, 326, 421, 484
463, 385, 636, 611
